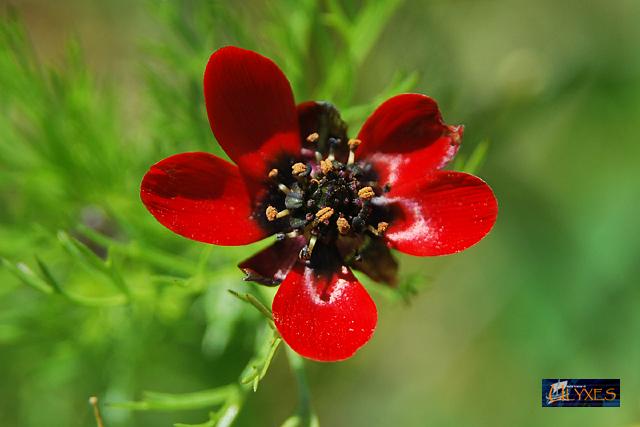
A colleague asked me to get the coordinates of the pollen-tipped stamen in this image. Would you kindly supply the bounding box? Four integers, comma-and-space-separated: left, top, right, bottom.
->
347, 138, 361, 165
266, 206, 290, 221
337, 217, 351, 234
315, 206, 334, 223
292, 162, 307, 176
266, 206, 278, 221
306, 132, 319, 144
358, 186, 375, 201
320, 159, 333, 175
367, 221, 389, 236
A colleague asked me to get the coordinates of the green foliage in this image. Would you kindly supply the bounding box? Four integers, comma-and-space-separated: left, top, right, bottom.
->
239, 330, 282, 393
453, 138, 490, 175
1, 257, 53, 295
112, 386, 236, 411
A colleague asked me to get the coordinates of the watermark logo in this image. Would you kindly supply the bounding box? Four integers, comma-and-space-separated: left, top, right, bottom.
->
542, 379, 620, 407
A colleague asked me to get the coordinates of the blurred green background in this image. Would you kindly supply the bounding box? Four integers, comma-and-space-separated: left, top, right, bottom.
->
1, 0, 639, 426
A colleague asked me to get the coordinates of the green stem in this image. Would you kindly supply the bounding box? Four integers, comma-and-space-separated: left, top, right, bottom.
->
285, 345, 314, 425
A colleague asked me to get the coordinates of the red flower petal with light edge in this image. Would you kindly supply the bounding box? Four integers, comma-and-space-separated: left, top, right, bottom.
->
357, 94, 462, 187
382, 171, 497, 256
204, 47, 300, 189
140, 152, 266, 245
273, 264, 377, 362
238, 236, 306, 286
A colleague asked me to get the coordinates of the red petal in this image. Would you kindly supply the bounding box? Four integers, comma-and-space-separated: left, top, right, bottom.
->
204, 47, 300, 186
238, 236, 306, 286
383, 171, 497, 256
140, 152, 266, 245
273, 264, 377, 362
357, 94, 462, 187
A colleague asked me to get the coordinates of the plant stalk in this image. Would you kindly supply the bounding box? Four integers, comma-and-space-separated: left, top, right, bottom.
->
285, 345, 314, 426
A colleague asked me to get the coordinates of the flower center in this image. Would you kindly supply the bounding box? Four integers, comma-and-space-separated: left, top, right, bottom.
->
260, 133, 391, 266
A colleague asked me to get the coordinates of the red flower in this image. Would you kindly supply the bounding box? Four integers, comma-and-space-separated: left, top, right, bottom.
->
141, 47, 497, 362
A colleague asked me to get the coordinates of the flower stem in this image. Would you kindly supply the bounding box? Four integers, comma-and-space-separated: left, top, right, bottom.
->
285, 345, 315, 426
89, 396, 105, 427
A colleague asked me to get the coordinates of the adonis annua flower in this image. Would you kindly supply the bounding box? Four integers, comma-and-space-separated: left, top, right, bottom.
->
141, 47, 497, 362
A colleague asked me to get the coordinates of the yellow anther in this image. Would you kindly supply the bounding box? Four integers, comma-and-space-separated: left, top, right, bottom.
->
336, 217, 351, 234
320, 159, 333, 175
306, 132, 320, 143
266, 206, 278, 221
368, 221, 389, 236
348, 138, 361, 150
292, 162, 307, 176
315, 206, 334, 222
347, 138, 361, 164
357, 186, 375, 201
266, 206, 289, 221
377, 222, 389, 234
268, 168, 279, 179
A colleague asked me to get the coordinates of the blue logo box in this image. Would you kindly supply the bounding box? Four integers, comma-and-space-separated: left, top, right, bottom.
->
542, 379, 620, 407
